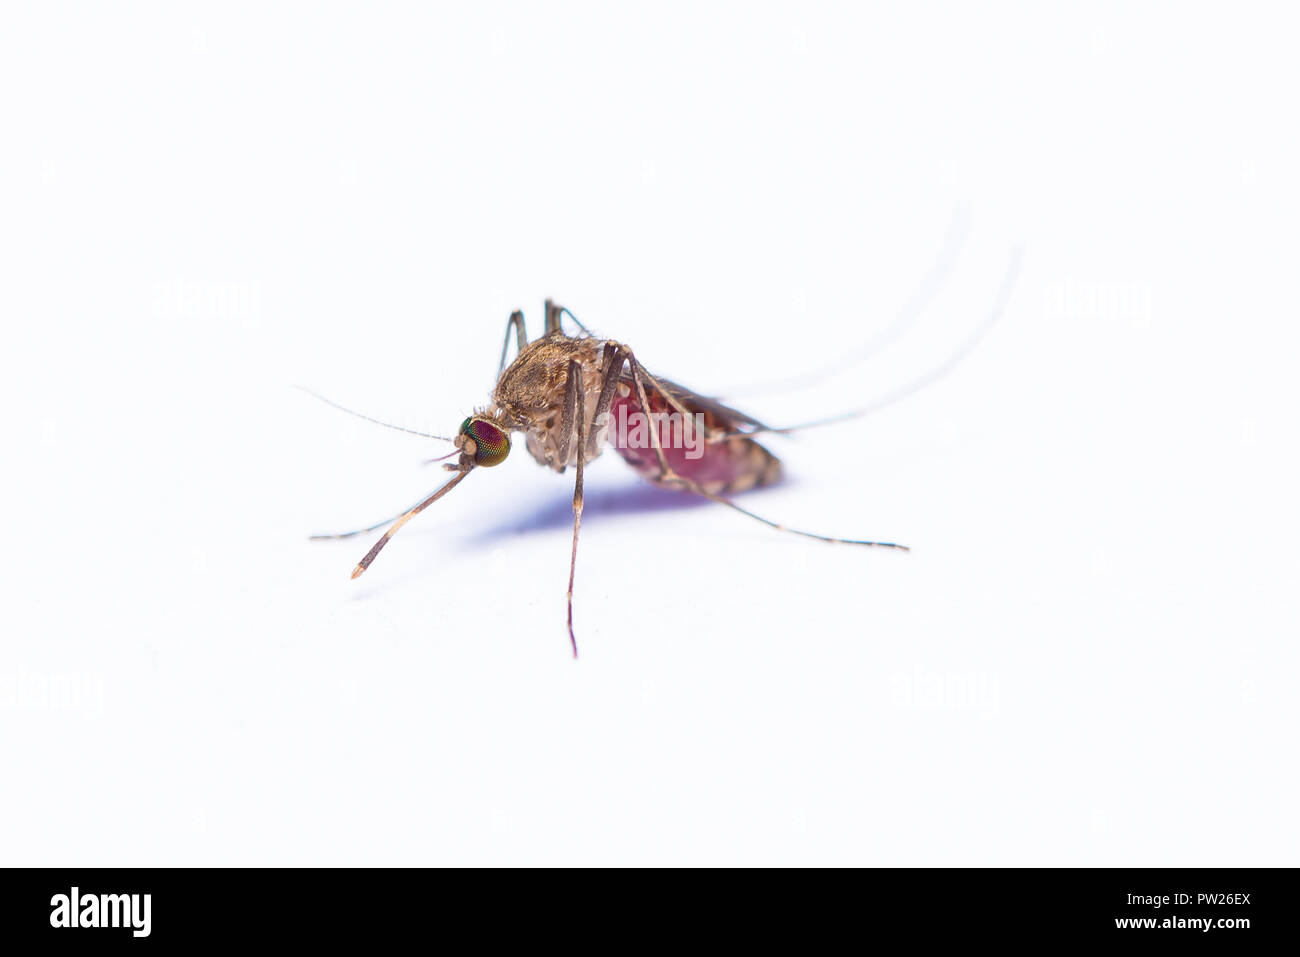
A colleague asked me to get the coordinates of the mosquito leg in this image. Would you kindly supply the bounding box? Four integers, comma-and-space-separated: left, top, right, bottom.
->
623, 350, 697, 495
672, 478, 906, 549
310, 498, 431, 542
558, 306, 594, 337
718, 205, 972, 397
348, 467, 474, 579
565, 359, 588, 657
621, 360, 732, 445
555, 350, 580, 469
708, 244, 1025, 440
588, 343, 625, 456
544, 299, 562, 336
542, 300, 597, 338
497, 310, 528, 378
623, 350, 908, 551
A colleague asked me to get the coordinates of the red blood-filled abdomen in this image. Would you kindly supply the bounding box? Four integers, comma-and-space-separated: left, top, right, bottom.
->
607, 387, 781, 495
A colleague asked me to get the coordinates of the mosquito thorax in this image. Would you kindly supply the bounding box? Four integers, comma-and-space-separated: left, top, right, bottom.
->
457, 416, 511, 467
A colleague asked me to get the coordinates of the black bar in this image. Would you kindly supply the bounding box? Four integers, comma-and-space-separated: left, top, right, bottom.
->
0, 867, 1291, 946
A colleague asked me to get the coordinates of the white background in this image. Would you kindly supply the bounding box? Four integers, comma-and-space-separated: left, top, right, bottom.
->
2, 3, 1296, 866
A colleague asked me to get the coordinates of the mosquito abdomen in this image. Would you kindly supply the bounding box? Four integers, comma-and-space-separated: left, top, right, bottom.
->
608, 387, 782, 495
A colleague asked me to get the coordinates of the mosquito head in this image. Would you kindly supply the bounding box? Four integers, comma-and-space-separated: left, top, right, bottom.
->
456, 415, 511, 467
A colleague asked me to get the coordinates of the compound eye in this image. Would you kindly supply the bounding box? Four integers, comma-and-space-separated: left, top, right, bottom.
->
460, 417, 510, 467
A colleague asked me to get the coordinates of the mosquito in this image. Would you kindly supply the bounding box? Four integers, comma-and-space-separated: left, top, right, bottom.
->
309, 251, 1022, 657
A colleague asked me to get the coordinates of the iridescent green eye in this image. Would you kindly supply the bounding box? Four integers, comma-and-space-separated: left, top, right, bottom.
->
460, 417, 510, 467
